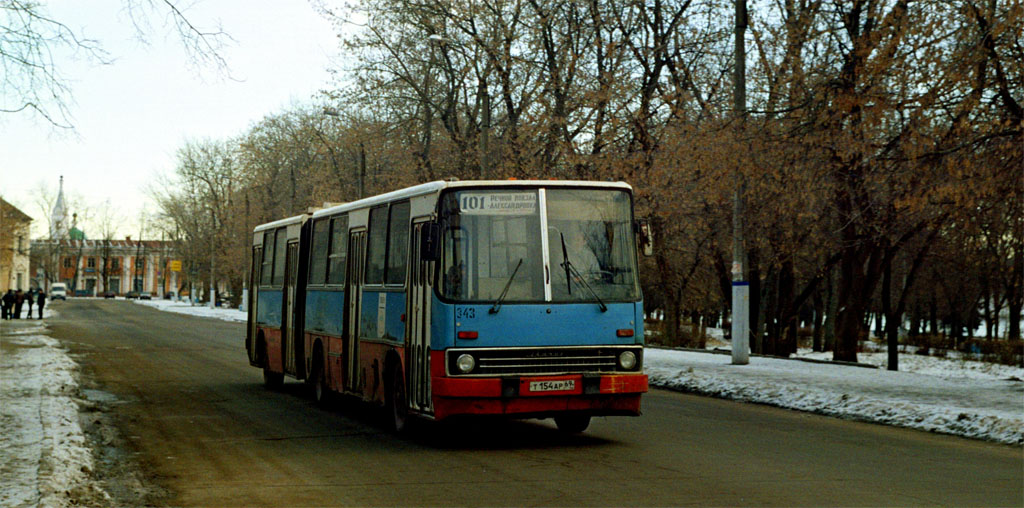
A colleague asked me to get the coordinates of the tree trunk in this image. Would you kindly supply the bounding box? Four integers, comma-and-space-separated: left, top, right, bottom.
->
779, 260, 797, 357
834, 245, 884, 362
763, 269, 779, 356
748, 249, 763, 354
652, 217, 678, 345
982, 283, 994, 340
812, 287, 824, 352
909, 305, 920, 337
823, 266, 838, 352
950, 310, 964, 350
1008, 240, 1023, 341
665, 294, 681, 347
929, 296, 939, 335
785, 320, 798, 357
882, 259, 898, 371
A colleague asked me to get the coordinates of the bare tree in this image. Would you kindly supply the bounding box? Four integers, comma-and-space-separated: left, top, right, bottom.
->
1, 1, 231, 128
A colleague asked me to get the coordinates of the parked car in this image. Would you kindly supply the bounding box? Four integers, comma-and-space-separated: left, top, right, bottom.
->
138, 292, 152, 300
103, 291, 116, 299
125, 291, 140, 299
50, 283, 67, 300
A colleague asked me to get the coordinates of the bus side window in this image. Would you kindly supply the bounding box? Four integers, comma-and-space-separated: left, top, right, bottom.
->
260, 231, 274, 286
272, 227, 287, 286
308, 218, 329, 285
365, 206, 388, 285
386, 201, 410, 285
327, 215, 348, 285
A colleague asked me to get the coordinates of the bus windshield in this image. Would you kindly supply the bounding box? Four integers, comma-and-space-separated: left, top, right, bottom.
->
438, 187, 640, 304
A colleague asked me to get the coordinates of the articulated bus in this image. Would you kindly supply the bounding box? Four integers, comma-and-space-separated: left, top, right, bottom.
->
247, 180, 651, 432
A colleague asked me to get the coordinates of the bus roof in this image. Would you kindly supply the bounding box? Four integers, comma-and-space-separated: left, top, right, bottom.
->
253, 214, 307, 233
310, 179, 633, 220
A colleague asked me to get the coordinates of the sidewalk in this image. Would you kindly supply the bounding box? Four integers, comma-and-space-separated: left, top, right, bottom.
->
0, 310, 109, 507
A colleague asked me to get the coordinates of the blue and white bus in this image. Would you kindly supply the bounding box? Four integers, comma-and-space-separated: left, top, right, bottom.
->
247, 180, 651, 432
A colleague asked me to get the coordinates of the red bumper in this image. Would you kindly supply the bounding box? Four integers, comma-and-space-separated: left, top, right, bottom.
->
431, 373, 648, 421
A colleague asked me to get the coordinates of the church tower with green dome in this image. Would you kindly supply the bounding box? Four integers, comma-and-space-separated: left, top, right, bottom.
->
69, 213, 86, 240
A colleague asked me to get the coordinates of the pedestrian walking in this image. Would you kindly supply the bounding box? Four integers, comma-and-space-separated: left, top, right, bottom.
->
0, 289, 11, 319
25, 289, 34, 317
36, 290, 46, 319
13, 289, 24, 319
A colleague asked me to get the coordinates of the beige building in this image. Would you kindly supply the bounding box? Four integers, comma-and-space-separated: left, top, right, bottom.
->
1, 198, 33, 292
31, 238, 177, 296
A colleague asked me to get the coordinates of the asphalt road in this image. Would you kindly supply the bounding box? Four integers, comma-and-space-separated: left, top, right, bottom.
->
49, 299, 1022, 506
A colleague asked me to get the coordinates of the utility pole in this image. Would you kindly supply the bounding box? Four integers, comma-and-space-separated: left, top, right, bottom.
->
731, 0, 750, 365
358, 142, 367, 199
209, 247, 216, 309
158, 231, 165, 298
134, 221, 143, 293
479, 78, 491, 180
209, 207, 217, 309
322, 108, 366, 199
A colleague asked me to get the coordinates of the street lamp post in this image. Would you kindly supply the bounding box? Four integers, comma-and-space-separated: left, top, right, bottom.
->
322, 108, 365, 199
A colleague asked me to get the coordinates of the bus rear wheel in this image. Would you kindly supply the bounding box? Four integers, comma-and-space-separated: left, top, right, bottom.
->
387, 367, 409, 433
310, 356, 329, 406
554, 414, 591, 433
261, 340, 283, 389
263, 367, 284, 388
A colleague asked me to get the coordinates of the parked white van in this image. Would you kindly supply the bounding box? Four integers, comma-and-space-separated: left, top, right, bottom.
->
50, 282, 68, 300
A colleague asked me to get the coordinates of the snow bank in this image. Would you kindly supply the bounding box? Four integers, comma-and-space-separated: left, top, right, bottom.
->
797, 349, 1024, 381
130, 298, 247, 323
646, 348, 1024, 445
0, 326, 108, 507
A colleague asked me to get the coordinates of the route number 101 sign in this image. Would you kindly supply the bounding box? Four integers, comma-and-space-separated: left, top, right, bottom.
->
459, 192, 537, 215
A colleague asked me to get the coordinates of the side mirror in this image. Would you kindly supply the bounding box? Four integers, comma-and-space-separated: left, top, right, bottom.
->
421, 222, 442, 262
637, 219, 654, 257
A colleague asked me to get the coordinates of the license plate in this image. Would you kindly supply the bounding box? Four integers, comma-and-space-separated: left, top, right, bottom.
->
529, 380, 575, 392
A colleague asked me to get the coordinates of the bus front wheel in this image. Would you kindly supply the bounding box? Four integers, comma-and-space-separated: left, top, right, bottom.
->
554, 414, 591, 433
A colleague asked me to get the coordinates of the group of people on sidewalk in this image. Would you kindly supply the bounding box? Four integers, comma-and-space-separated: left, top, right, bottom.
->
1, 288, 46, 320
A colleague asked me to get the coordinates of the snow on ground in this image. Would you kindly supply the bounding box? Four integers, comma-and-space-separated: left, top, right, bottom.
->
647, 348, 1024, 445
797, 348, 1024, 381
130, 297, 248, 323
0, 308, 109, 508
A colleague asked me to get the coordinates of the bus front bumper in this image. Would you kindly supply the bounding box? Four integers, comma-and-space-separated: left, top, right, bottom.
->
430, 373, 648, 421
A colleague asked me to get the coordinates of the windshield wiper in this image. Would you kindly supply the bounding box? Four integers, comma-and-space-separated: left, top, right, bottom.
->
489, 258, 523, 314
559, 233, 608, 312
560, 233, 573, 295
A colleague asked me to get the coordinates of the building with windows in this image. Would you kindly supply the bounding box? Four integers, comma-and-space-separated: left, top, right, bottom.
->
32, 237, 177, 296
28, 176, 179, 296
1, 198, 33, 292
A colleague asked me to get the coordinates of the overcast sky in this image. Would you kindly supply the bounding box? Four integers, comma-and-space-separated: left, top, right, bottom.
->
1, 0, 340, 239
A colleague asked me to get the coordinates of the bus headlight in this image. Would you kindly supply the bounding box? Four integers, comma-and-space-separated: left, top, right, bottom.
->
618, 351, 637, 370
456, 354, 476, 373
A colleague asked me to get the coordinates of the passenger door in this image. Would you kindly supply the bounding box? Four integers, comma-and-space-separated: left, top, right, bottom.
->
248, 247, 261, 365
407, 221, 433, 412
345, 230, 366, 392
283, 241, 299, 376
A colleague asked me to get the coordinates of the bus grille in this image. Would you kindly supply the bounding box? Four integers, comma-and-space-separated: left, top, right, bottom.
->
447, 347, 641, 376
